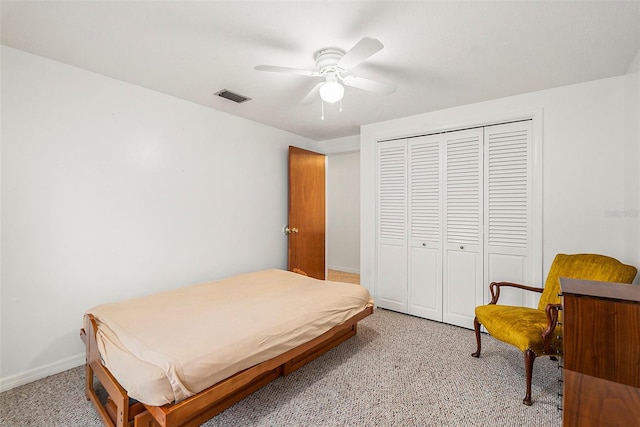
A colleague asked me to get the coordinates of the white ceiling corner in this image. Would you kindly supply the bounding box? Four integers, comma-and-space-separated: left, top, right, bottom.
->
1, 1, 639, 141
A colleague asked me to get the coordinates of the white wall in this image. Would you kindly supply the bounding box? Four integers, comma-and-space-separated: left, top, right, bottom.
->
327, 152, 360, 274
315, 135, 361, 275
312, 135, 360, 155
361, 75, 636, 300
0, 46, 314, 389
624, 49, 640, 282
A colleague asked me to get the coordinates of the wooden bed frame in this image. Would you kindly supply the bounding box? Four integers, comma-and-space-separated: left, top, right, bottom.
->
80, 305, 373, 427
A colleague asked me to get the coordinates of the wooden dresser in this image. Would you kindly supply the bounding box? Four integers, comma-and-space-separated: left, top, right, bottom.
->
560, 278, 640, 427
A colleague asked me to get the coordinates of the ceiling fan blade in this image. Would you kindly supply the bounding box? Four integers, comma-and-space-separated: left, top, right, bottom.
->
342, 75, 397, 95
255, 65, 320, 77
337, 37, 384, 70
299, 82, 323, 105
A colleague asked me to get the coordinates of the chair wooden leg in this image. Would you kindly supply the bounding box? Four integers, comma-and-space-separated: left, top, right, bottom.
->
471, 316, 481, 358
523, 349, 535, 405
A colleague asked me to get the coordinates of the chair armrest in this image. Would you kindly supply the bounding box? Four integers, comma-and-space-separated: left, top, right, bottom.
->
488, 281, 545, 304
542, 303, 562, 355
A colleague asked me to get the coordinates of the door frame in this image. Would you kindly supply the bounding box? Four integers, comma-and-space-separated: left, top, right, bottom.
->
361, 109, 543, 309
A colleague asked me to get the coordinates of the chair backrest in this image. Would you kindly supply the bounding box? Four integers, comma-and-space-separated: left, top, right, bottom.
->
538, 253, 638, 311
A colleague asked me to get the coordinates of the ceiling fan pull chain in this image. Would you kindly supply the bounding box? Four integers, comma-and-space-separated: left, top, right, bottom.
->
321, 100, 325, 120
339, 99, 343, 113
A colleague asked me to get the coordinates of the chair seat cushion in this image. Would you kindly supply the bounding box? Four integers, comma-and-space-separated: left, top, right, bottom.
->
475, 304, 562, 356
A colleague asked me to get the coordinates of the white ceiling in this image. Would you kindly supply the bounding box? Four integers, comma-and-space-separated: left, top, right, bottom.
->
2, 1, 639, 141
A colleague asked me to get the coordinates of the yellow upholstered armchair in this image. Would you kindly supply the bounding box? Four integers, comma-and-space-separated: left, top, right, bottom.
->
471, 253, 637, 405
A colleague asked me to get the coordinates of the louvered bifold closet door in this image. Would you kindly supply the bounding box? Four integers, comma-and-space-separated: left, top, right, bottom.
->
484, 121, 533, 307
408, 135, 443, 320
377, 140, 408, 312
442, 128, 484, 329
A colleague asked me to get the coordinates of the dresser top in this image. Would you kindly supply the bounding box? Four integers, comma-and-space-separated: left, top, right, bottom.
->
560, 277, 640, 303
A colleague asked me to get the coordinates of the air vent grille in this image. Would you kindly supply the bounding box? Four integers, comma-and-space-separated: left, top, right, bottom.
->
214, 89, 251, 103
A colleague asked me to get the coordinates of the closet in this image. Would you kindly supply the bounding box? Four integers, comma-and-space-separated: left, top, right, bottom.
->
376, 121, 535, 329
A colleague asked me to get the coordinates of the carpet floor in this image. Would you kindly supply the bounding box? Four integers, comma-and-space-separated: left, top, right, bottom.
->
0, 309, 562, 426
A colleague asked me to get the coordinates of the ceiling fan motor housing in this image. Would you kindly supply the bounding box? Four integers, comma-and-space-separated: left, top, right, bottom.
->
315, 48, 345, 74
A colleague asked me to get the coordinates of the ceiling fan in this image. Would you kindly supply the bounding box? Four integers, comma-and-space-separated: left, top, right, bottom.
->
255, 37, 397, 115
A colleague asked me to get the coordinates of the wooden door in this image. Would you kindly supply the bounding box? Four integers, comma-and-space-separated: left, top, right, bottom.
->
288, 146, 326, 280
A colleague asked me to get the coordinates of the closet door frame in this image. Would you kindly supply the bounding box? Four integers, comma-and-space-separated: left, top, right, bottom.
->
365, 109, 543, 313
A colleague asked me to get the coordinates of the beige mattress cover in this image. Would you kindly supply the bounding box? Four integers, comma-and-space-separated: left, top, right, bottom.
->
86, 269, 373, 406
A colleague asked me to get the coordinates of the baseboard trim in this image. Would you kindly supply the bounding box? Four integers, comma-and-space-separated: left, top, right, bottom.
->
327, 265, 360, 274
0, 353, 85, 393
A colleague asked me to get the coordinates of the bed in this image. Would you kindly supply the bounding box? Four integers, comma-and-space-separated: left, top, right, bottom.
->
80, 269, 374, 427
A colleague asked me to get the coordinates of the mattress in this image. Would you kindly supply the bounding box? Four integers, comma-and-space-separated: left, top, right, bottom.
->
86, 269, 373, 406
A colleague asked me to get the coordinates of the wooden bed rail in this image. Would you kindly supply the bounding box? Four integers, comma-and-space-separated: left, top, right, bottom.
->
82, 315, 147, 427
82, 306, 373, 427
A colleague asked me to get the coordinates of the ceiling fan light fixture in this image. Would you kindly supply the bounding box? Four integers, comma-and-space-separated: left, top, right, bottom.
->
255, 37, 394, 108
319, 80, 344, 103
